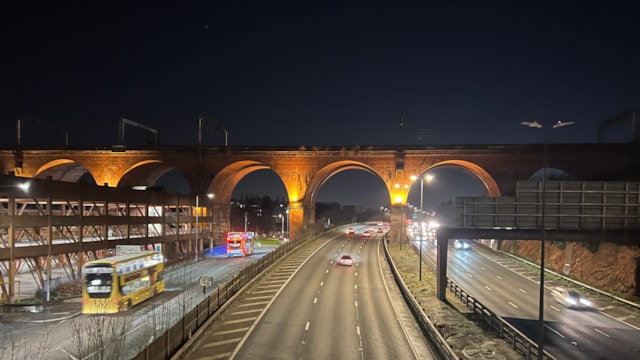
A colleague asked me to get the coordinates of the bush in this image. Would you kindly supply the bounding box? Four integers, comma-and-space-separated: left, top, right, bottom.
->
52, 280, 83, 299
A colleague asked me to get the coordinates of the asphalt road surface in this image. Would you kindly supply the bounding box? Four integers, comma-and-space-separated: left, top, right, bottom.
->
412, 233, 640, 360
185, 228, 436, 360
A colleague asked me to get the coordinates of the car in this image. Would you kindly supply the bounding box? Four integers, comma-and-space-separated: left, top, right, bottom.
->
360, 230, 372, 239
550, 286, 592, 309
454, 239, 472, 250
338, 255, 353, 266
377, 227, 384, 233
346, 227, 355, 236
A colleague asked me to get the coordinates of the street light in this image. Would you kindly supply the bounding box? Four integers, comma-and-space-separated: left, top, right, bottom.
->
280, 203, 289, 240
521, 120, 574, 360
0, 182, 31, 192
209, 193, 216, 249
411, 174, 433, 281
279, 214, 285, 239
195, 193, 214, 262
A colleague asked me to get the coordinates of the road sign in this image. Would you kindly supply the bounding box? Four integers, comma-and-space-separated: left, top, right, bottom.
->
198, 276, 213, 287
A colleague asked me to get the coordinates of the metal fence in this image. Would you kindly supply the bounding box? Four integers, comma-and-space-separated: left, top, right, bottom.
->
446, 278, 556, 360
383, 241, 459, 360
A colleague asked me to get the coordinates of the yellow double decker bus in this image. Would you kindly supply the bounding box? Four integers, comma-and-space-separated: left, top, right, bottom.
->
81, 250, 165, 314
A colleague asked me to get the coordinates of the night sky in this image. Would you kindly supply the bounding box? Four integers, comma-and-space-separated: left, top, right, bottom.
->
5, 1, 639, 210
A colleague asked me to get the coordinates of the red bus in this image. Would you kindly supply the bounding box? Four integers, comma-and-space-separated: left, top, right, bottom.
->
226, 231, 255, 257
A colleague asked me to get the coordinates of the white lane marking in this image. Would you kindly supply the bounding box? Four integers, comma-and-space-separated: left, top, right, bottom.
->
313, 297, 317, 304
594, 328, 610, 337
305, 322, 310, 331
481, 266, 486, 270
355, 300, 358, 308
519, 288, 527, 293
544, 324, 565, 339
508, 301, 518, 308
320, 281, 324, 287
496, 275, 503, 280
467, 273, 473, 277
484, 285, 492, 291
550, 305, 561, 312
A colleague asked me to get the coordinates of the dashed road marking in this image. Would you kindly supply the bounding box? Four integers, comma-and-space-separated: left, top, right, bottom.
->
544, 324, 565, 339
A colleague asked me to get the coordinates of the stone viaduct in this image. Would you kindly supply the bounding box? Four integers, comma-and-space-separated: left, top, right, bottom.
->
1, 143, 638, 243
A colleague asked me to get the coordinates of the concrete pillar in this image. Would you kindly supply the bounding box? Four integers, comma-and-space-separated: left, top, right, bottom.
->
389, 206, 404, 244
288, 202, 303, 239
436, 236, 448, 300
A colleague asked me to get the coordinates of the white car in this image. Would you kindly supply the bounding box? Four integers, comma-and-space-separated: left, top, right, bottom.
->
454, 239, 472, 250
338, 255, 353, 266
550, 286, 592, 309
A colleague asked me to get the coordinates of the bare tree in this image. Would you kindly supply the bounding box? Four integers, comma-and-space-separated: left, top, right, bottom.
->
66, 312, 130, 360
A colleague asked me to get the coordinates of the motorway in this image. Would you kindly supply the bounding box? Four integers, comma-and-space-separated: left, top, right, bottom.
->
8, 223, 638, 359
411, 230, 640, 360
184, 227, 436, 359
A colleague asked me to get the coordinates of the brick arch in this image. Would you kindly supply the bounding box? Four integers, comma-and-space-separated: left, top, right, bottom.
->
209, 160, 272, 235
303, 160, 388, 225
117, 160, 178, 189
209, 161, 270, 203
34, 159, 96, 183
425, 160, 502, 197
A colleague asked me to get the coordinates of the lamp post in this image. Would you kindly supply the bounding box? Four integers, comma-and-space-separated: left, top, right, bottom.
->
521, 120, 574, 360
411, 174, 433, 281
280, 203, 289, 240
195, 193, 214, 262
209, 194, 215, 249
279, 214, 284, 239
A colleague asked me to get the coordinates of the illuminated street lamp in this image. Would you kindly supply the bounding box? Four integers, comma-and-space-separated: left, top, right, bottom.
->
279, 214, 285, 239
209, 193, 216, 249
411, 174, 433, 281
280, 203, 289, 240
195, 193, 214, 262
521, 120, 575, 360
0, 182, 31, 192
